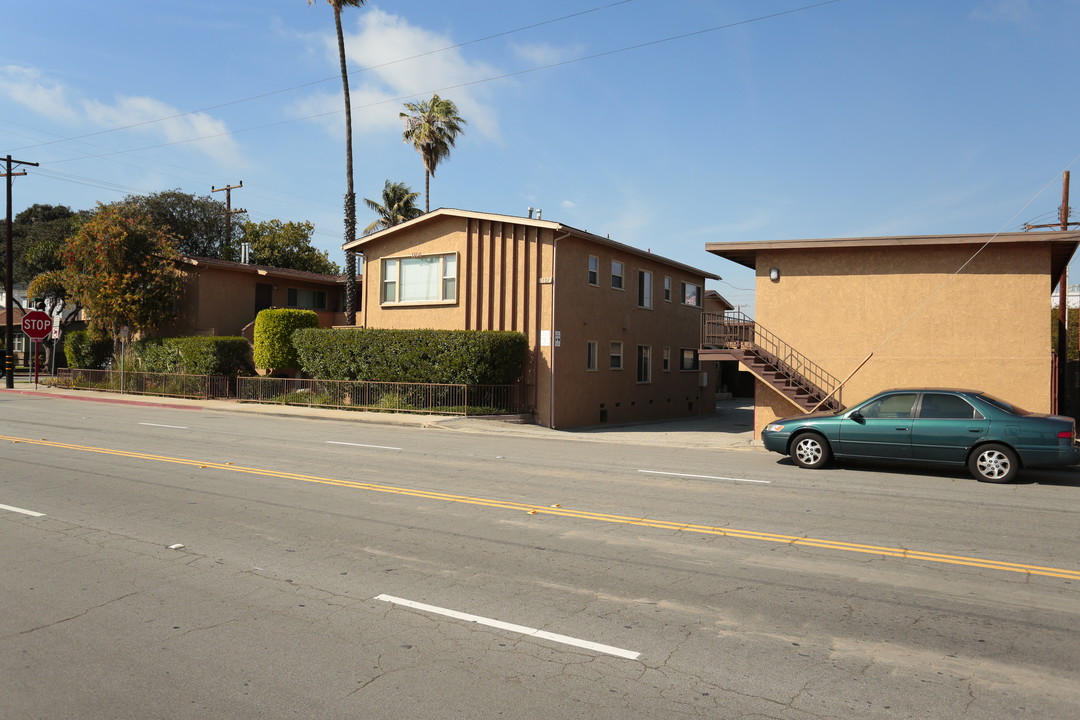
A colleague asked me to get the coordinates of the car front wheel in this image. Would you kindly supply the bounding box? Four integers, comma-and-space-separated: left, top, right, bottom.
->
968, 443, 1019, 483
790, 432, 831, 469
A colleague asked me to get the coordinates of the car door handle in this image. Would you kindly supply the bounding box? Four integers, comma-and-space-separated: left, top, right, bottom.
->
895, 427, 908, 431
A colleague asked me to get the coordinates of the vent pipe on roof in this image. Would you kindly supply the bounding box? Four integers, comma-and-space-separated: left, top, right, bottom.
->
527, 207, 534, 219
536, 208, 542, 220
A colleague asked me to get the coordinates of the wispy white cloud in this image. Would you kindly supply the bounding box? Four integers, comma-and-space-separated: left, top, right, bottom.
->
970, 0, 1031, 24
294, 8, 504, 143
0, 64, 243, 166
509, 41, 584, 67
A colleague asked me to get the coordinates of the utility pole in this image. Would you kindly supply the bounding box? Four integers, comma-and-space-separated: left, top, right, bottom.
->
211, 181, 245, 261
1027, 172, 1079, 414
3, 155, 39, 389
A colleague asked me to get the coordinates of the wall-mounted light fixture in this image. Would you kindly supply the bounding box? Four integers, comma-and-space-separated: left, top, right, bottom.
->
769, 267, 780, 282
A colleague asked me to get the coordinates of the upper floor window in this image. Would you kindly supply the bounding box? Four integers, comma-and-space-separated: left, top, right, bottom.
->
587, 341, 598, 371
662, 346, 671, 372
663, 276, 672, 302
681, 282, 701, 307
382, 253, 457, 304
588, 256, 599, 286
638, 270, 653, 309
287, 288, 327, 310
611, 261, 624, 290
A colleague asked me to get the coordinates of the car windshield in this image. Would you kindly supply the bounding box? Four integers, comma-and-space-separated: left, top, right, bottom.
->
976, 393, 1030, 416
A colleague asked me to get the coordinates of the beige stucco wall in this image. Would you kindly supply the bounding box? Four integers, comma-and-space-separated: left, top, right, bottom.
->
752, 242, 1052, 434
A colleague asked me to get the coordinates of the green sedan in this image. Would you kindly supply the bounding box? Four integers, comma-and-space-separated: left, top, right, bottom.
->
761, 388, 1080, 483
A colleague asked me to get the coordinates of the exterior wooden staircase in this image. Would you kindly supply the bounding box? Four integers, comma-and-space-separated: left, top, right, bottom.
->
701, 311, 845, 414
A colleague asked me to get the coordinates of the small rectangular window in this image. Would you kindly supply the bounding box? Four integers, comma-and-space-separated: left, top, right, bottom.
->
287, 288, 327, 310
681, 282, 701, 307
383, 258, 399, 303
638, 270, 653, 309
636, 345, 652, 383
662, 346, 671, 372
609, 341, 623, 370
611, 261, 624, 290
588, 256, 599, 286
587, 341, 598, 371
680, 348, 699, 371
663, 276, 672, 302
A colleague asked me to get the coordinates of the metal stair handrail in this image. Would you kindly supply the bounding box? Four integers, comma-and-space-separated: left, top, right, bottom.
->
702, 310, 843, 408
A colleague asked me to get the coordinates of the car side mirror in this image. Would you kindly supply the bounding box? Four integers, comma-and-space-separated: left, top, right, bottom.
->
848, 410, 864, 423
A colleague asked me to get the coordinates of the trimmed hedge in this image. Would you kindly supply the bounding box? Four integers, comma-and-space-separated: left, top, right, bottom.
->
293, 328, 527, 385
253, 308, 319, 371
132, 336, 253, 376
64, 330, 112, 370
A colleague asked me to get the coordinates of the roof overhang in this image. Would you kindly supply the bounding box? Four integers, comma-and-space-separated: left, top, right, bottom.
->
346, 208, 720, 280
705, 230, 1080, 281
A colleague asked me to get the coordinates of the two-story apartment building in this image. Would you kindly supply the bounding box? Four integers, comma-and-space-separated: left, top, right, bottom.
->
344, 209, 719, 429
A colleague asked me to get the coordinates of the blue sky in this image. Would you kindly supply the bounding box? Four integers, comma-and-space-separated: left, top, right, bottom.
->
3, 0, 1080, 312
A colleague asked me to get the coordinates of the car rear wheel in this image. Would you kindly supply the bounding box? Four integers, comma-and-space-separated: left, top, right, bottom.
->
968, 443, 1019, 483
790, 432, 831, 469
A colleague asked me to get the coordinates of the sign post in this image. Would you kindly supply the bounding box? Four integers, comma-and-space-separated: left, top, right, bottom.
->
21, 310, 53, 388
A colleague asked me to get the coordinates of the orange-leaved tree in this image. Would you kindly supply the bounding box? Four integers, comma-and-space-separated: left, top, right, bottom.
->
61, 202, 183, 349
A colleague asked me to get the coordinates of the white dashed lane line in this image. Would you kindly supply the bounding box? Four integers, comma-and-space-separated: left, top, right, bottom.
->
326, 441, 402, 451
0, 503, 46, 517
638, 470, 770, 484
139, 423, 188, 429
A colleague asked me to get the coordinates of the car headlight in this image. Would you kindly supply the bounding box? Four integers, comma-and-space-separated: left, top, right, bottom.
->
764, 423, 785, 432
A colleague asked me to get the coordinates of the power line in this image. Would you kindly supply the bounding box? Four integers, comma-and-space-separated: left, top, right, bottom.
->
40, 0, 845, 166
10, 1, 635, 153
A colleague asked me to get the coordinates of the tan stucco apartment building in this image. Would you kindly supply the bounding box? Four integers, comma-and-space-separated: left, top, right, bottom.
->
705, 231, 1080, 436
344, 209, 719, 429
161, 257, 350, 338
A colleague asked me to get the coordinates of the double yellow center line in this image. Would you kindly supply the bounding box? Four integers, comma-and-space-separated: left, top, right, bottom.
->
6, 433, 1080, 581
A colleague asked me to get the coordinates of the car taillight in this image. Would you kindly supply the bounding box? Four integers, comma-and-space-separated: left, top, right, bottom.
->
1058, 430, 1074, 439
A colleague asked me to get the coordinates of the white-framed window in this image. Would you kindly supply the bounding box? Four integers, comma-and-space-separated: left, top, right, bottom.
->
663, 276, 672, 302
680, 348, 700, 371
662, 346, 671, 372
588, 255, 599, 286
638, 270, 653, 309
681, 282, 701, 307
636, 345, 652, 383
382, 253, 458, 304
287, 288, 327, 310
609, 341, 623, 370
587, 341, 598, 371
611, 261, 624, 290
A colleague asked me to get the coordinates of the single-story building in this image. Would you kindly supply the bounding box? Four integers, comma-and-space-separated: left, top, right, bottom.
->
703, 230, 1080, 437
344, 208, 720, 428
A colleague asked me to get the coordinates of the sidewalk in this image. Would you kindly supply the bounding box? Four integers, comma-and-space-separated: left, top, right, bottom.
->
2, 379, 759, 450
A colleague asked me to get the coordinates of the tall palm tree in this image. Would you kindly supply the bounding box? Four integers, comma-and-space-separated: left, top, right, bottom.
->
363, 180, 423, 235
400, 94, 467, 212
308, 0, 365, 325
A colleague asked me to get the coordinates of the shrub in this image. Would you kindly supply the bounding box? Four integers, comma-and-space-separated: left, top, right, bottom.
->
132, 336, 253, 376
292, 328, 527, 384
253, 309, 319, 371
64, 330, 112, 369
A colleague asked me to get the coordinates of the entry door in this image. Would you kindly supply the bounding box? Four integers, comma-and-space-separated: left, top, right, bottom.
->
837, 392, 918, 459
255, 283, 273, 313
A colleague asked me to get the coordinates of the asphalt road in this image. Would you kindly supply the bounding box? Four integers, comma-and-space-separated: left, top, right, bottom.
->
2, 392, 1079, 719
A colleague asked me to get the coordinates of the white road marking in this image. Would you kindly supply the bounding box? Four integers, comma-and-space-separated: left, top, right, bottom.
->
638, 469, 770, 484
326, 441, 401, 451
0, 503, 46, 517
139, 423, 188, 429
375, 594, 641, 660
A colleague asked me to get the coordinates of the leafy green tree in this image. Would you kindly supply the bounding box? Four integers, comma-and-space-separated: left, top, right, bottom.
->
1051, 307, 1080, 362
401, 93, 467, 212
241, 219, 341, 275
123, 189, 243, 259
308, 0, 366, 325
60, 203, 183, 344
10, 204, 79, 285
363, 180, 423, 234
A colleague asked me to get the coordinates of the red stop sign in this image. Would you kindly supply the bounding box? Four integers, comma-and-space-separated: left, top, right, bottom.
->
21, 310, 53, 341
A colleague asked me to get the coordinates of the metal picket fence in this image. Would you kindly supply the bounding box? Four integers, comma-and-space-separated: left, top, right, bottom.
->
53, 369, 529, 417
